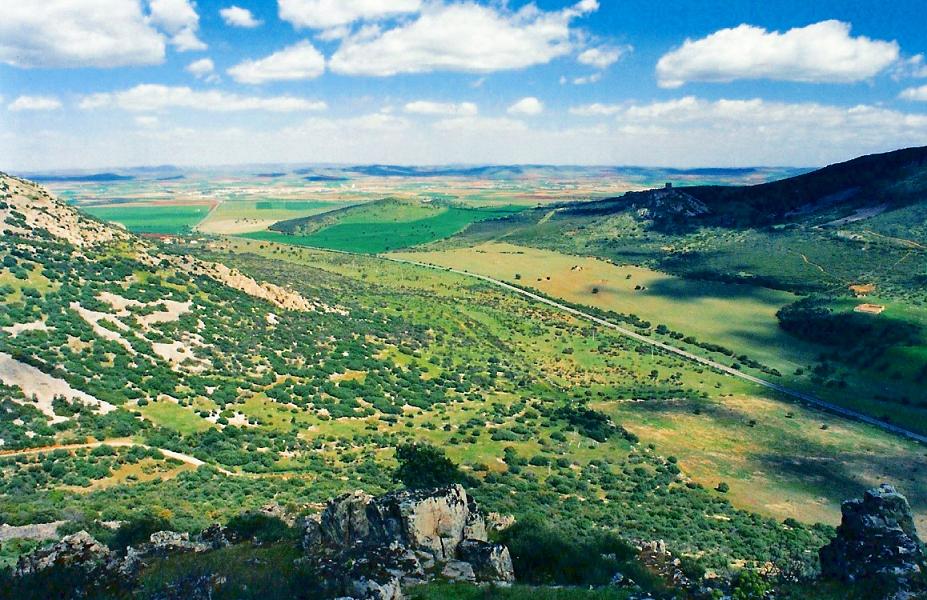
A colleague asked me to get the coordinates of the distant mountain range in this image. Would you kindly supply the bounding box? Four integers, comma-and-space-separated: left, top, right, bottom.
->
18, 164, 808, 188
27, 173, 135, 183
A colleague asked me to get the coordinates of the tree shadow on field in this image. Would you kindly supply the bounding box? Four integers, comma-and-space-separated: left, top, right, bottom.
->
754, 448, 927, 520
609, 395, 927, 522
640, 274, 790, 303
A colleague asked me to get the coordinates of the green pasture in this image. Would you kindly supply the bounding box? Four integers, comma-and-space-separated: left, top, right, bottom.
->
82, 205, 210, 235
258, 205, 525, 253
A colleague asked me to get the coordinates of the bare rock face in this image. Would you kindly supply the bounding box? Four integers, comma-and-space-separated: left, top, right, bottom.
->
197, 524, 235, 550
147, 531, 211, 555
304, 485, 514, 599
457, 539, 514, 583
14, 531, 111, 576
820, 484, 925, 585
320, 490, 374, 548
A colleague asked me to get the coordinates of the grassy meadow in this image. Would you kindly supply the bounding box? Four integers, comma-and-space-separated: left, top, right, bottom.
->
83, 204, 211, 234
211, 237, 927, 531
264, 200, 526, 253
197, 199, 348, 235
392, 242, 927, 433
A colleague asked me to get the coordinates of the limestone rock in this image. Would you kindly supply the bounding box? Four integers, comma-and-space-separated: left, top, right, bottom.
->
349, 573, 403, 600
320, 490, 374, 548
457, 539, 515, 583
15, 531, 111, 576
820, 484, 925, 584
486, 512, 517, 532
441, 559, 477, 583
197, 524, 235, 550
148, 530, 211, 555
303, 485, 515, 598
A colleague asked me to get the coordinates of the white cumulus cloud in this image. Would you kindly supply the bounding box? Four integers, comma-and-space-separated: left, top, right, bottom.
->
900, 84, 927, 101
79, 84, 327, 112
656, 20, 899, 88
329, 0, 598, 76
0, 0, 165, 68
569, 102, 623, 116
508, 97, 544, 116
278, 0, 422, 29
228, 41, 325, 84
572, 73, 602, 85
186, 57, 218, 82
577, 45, 626, 69
149, 0, 207, 51
894, 55, 927, 80
220, 5, 262, 28
404, 101, 478, 117
8, 96, 63, 111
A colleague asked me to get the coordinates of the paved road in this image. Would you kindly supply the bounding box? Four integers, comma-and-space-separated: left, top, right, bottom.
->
0, 440, 239, 476
384, 255, 927, 446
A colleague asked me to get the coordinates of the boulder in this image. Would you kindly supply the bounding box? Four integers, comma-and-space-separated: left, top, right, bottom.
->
314, 485, 488, 561
486, 512, 517, 532
197, 524, 235, 550
441, 560, 477, 583
316, 541, 421, 600
303, 485, 515, 598
457, 539, 514, 583
148, 530, 210, 555
15, 531, 111, 576
366, 485, 485, 561
349, 573, 403, 600
820, 484, 925, 584
320, 490, 374, 548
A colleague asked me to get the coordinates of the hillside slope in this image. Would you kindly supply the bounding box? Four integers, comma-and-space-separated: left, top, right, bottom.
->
557, 145, 927, 228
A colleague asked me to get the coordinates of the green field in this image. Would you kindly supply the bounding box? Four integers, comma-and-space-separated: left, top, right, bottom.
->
138, 399, 213, 435
83, 205, 210, 234
258, 202, 526, 253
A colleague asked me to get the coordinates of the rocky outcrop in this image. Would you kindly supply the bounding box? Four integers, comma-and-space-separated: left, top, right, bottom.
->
457, 539, 514, 583
303, 485, 514, 599
14, 531, 111, 577
13, 527, 224, 585
820, 484, 925, 588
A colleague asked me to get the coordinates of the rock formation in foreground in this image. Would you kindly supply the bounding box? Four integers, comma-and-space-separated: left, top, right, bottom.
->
301, 484, 514, 599
10, 485, 512, 600
820, 483, 925, 594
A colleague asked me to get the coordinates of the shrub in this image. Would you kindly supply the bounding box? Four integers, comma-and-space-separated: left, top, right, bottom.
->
498, 517, 661, 590
225, 513, 293, 545
110, 514, 173, 552
394, 443, 476, 490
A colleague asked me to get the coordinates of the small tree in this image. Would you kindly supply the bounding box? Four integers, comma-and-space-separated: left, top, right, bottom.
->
393, 443, 474, 489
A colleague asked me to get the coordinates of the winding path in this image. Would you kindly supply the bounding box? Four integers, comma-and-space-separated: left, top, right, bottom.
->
383, 255, 927, 446
0, 440, 238, 477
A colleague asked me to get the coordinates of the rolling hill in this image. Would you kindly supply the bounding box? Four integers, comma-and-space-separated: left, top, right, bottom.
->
263, 197, 524, 253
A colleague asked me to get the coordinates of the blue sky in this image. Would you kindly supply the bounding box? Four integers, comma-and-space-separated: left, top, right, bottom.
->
2, 0, 927, 170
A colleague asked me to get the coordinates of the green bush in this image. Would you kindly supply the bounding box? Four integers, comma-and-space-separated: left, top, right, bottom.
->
498, 517, 659, 590
394, 443, 476, 490
110, 515, 174, 553
225, 513, 293, 545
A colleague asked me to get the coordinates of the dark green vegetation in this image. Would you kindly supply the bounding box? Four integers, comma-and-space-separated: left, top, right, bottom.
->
266, 197, 524, 252
394, 442, 476, 489
445, 147, 927, 429
83, 205, 210, 235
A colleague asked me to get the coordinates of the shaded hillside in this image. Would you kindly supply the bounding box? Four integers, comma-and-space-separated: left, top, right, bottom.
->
559, 146, 927, 228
